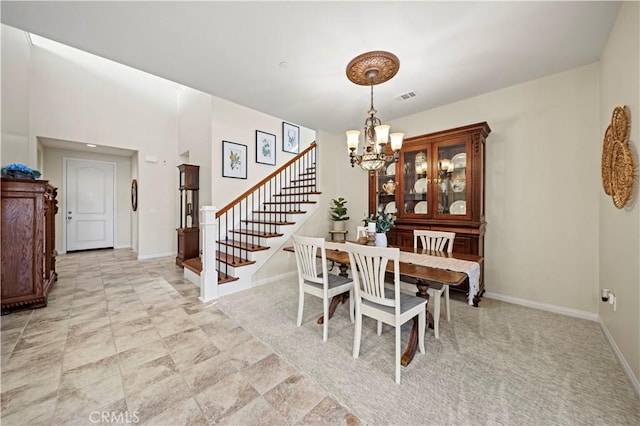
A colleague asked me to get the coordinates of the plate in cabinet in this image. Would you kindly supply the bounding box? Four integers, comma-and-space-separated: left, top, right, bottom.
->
384, 201, 397, 214
414, 201, 428, 214
414, 178, 427, 193
449, 200, 466, 215
386, 163, 395, 176
451, 179, 466, 192
452, 153, 467, 169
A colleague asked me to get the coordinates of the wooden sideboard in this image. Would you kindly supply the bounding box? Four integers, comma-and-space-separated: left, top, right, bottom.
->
1, 178, 58, 314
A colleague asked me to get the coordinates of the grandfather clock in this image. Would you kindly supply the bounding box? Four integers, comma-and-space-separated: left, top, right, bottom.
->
176, 164, 199, 267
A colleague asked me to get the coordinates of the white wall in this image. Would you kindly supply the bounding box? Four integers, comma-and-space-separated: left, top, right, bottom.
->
177, 87, 213, 207
368, 64, 601, 314
1, 25, 31, 166
41, 148, 132, 253
210, 97, 316, 209
27, 38, 180, 259
599, 1, 640, 387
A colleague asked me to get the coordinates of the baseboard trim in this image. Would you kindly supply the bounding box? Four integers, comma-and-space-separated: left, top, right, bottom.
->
483, 291, 598, 322
137, 252, 175, 260
599, 318, 640, 397
252, 271, 297, 288
114, 244, 131, 250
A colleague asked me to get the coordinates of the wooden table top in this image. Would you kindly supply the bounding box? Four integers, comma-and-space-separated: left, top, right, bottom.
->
283, 242, 482, 287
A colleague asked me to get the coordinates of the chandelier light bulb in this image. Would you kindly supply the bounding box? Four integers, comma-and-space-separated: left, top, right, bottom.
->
346, 130, 360, 150
375, 125, 390, 145
390, 133, 404, 151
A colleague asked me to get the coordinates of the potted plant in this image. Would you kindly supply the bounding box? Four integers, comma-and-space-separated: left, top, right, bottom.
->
330, 197, 350, 231
363, 209, 396, 247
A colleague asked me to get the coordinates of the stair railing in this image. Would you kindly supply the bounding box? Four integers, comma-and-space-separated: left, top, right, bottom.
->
215, 142, 317, 281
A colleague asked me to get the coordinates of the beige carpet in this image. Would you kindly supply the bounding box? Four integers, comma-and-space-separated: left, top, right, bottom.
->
217, 278, 640, 425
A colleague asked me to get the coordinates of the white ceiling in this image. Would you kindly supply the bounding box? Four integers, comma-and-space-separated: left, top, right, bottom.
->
1, 1, 621, 136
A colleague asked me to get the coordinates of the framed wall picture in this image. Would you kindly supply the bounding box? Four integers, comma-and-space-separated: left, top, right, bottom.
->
256, 130, 276, 165
222, 140, 247, 179
282, 122, 300, 154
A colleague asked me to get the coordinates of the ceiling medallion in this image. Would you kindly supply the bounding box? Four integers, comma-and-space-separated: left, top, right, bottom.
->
346, 51, 400, 86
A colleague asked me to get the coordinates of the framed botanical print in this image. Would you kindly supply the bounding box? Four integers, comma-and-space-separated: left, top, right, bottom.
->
222, 140, 247, 179
282, 122, 300, 154
256, 130, 276, 165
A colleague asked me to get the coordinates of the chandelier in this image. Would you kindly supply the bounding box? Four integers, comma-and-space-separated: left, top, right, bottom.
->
345, 51, 404, 171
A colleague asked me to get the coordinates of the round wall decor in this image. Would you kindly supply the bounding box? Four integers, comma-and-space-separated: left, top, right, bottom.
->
131, 179, 138, 212
601, 105, 636, 209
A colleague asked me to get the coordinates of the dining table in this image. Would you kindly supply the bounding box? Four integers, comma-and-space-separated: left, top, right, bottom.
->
283, 240, 484, 366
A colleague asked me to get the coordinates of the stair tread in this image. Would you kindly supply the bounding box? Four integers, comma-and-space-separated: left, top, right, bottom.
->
217, 240, 270, 251
217, 271, 239, 285
263, 201, 317, 205
274, 192, 321, 197
282, 184, 316, 189
253, 210, 307, 214
241, 219, 295, 225
216, 251, 255, 267
183, 257, 202, 275
291, 178, 316, 183
230, 229, 284, 237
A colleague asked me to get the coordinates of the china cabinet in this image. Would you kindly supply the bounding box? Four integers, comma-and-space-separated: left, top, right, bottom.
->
368, 122, 490, 303
176, 164, 200, 267
1, 178, 58, 313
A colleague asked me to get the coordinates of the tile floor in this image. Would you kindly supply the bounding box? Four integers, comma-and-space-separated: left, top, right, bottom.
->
0, 249, 360, 425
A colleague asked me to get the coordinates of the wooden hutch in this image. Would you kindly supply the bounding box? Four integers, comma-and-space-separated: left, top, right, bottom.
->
369, 122, 491, 302
1, 178, 58, 313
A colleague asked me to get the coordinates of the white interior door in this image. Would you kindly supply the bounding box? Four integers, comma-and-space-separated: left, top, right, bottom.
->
66, 159, 115, 251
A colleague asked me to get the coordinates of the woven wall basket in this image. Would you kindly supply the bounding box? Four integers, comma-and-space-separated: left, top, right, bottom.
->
601, 105, 636, 209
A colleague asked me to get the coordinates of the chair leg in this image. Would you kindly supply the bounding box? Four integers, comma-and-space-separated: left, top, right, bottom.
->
353, 310, 362, 358
297, 290, 304, 327
433, 292, 441, 339
444, 285, 451, 322
395, 325, 401, 384
377, 320, 382, 336
349, 289, 354, 323
418, 310, 426, 354
322, 296, 329, 342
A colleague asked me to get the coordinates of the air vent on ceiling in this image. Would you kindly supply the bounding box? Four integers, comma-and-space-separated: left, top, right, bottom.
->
395, 91, 417, 101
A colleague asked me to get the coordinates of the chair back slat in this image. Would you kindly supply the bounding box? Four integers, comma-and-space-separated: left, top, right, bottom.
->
414, 230, 455, 253
345, 242, 399, 309
292, 235, 326, 285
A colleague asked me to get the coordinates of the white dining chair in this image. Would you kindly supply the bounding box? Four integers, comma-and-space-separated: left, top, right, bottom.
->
345, 242, 427, 384
413, 230, 455, 339
292, 235, 354, 342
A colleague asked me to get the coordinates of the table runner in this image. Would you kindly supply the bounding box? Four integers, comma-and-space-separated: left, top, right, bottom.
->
325, 241, 480, 305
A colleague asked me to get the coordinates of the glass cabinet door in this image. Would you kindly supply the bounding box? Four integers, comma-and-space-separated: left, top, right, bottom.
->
401, 147, 429, 216
376, 158, 398, 215
434, 142, 468, 217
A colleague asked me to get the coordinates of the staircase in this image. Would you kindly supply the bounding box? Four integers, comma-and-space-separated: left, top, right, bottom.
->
183, 142, 319, 299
